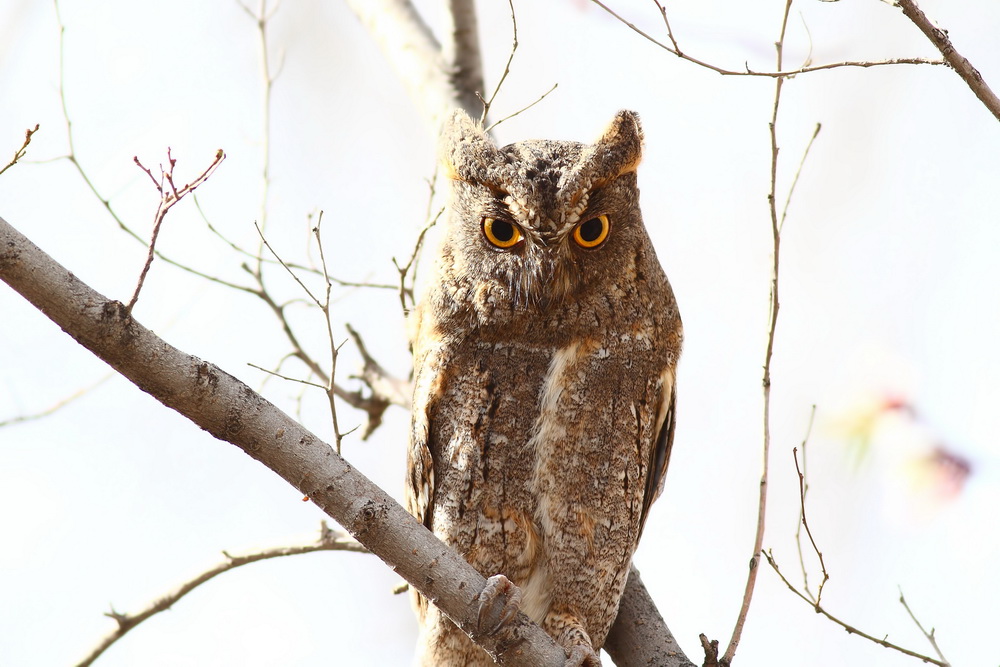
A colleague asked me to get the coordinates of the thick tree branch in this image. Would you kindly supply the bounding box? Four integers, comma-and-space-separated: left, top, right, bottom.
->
0, 214, 564, 667
605, 567, 697, 667
342, 0, 479, 134
895, 0, 1000, 121
442, 0, 485, 115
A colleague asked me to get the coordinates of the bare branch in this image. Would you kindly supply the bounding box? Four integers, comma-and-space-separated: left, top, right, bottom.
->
238, 0, 281, 241
604, 567, 697, 667
76, 522, 365, 667
0, 124, 40, 177
343, 0, 476, 133
898, 588, 952, 667
442, 0, 485, 115
484, 83, 560, 135
778, 123, 821, 234
478, 0, 518, 125
587, 0, 944, 77
52, 0, 256, 295
764, 551, 948, 667
127, 149, 226, 312
392, 207, 441, 316
764, 411, 946, 666
0, 374, 112, 428
793, 406, 821, 601
793, 443, 830, 605
247, 362, 328, 390
0, 214, 567, 666
895, 0, 1000, 121
722, 2, 794, 663
312, 215, 351, 453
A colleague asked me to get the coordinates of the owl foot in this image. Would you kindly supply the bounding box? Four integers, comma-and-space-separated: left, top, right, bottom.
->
564, 644, 602, 667
476, 574, 523, 635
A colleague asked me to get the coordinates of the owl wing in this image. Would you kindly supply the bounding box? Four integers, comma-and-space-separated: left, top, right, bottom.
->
406, 419, 434, 530
405, 321, 441, 531
638, 376, 676, 540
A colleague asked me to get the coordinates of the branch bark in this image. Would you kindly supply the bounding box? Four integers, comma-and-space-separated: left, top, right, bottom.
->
342, 0, 481, 135
442, 0, 485, 115
0, 214, 564, 667
605, 567, 698, 667
896, 0, 1000, 121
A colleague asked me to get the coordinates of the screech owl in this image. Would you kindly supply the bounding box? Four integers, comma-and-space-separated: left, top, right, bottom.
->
406, 109, 682, 666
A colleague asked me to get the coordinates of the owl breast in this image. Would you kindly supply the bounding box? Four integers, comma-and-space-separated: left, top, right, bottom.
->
410, 275, 674, 649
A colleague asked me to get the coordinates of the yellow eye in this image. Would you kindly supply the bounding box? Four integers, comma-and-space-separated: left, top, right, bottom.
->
572, 215, 610, 248
482, 217, 523, 249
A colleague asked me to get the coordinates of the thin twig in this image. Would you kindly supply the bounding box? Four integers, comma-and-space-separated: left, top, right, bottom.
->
478, 0, 518, 126
238, 0, 283, 250
127, 149, 226, 312
588, 0, 944, 77
793, 405, 819, 601
392, 209, 442, 316
721, 2, 793, 663
895, 0, 1000, 121
254, 222, 321, 306
778, 123, 821, 234
764, 552, 948, 667
75, 523, 366, 667
0, 374, 113, 428
793, 442, 829, 605
247, 362, 328, 390
52, 0, 255, 295
312, 214, 349, 453
484, 83, 559, 134
0, 124, 40, 177
195, 197, 395, 288
898, 587, 952, 666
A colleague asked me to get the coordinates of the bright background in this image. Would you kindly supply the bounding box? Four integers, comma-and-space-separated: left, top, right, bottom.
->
1, 1, 998, 665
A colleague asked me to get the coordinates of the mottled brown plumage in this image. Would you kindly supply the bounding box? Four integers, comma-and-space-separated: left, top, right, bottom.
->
406, 109, 682, 665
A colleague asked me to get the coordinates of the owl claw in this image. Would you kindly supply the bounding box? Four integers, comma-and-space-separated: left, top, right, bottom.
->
476, 574, 523, 635
564, 645, 602, 667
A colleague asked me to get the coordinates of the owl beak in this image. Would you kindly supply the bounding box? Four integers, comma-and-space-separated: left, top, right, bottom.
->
523, 246, 573, 310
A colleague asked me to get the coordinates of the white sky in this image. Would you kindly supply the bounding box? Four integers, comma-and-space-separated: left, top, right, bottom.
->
1, 1, 999, 666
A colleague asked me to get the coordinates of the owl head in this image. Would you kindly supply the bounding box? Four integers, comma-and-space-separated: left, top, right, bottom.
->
432, 109, 656, 337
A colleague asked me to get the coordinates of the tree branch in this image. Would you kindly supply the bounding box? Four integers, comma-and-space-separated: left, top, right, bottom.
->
442, 0, 485, 115
588, 0, 944, 78
0, 214, 570, 666
342, 0, 478, 134
0, 124, 39, 177
764, 551, 948, 667
76, 523, 366, 667
895, 0, 1000, 121
721, 2, 795, 663
604, 567, 698, 667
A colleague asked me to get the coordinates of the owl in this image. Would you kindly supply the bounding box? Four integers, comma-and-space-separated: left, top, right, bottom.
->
406, 109, 682, 666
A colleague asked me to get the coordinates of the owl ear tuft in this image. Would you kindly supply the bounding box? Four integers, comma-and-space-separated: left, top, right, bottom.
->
439, 109, 500, 182
592, 110, 644, 180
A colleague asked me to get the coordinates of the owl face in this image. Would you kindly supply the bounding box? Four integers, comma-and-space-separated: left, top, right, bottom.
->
435, 110, 651, 334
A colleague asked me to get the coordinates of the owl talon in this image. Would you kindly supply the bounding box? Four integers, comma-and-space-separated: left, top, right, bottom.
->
565, 645, 602, 667
476, 574, 523, 635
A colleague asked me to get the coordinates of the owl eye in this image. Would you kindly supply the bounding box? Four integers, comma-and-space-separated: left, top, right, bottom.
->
482, 217, 523, 249
572, 215, 610, 249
